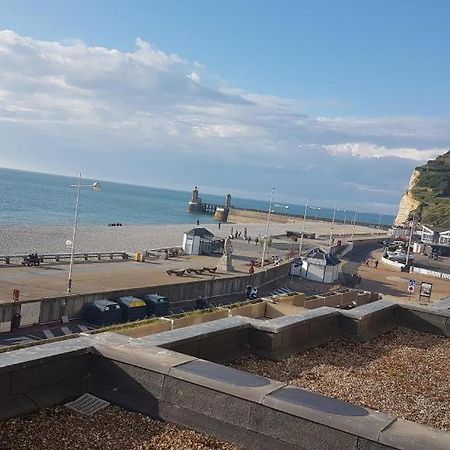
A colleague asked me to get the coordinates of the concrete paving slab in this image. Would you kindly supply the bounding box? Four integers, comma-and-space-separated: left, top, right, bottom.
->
170, 359, 285, 403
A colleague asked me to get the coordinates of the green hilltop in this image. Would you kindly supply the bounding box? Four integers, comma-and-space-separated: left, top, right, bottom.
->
411, 150, 450, 228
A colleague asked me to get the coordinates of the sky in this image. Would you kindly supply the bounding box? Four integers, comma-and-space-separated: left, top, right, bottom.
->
0, 0, 449, 214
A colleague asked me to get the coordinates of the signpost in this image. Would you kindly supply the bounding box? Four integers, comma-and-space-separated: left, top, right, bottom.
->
407, 279, 416, 300
419, 282, 433, 302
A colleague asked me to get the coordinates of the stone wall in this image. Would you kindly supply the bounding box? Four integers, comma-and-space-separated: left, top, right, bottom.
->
0, 261, 290, 330
1, 303, 450, 449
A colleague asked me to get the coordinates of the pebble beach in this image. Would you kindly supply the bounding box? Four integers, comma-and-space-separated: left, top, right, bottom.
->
0, 221, 380, 255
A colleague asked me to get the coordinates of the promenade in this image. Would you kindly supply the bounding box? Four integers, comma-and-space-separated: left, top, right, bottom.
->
0, 234, 293, 303
0, 222, 385, 304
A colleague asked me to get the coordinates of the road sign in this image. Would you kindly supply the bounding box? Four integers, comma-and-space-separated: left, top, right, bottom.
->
408, 279, 416, 287
419, 282, 432, 299
407, 285, 415, 293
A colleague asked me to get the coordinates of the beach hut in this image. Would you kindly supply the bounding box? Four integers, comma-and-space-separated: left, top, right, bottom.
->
182, 227, 219, 255
300, 248, 340, 284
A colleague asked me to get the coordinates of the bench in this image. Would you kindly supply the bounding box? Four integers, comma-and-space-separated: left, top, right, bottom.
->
166, 269, 186, 276
21, 255, 43, 266
186, 268, 204, 275
0, 252, 130, 266
201, 266, 217, 274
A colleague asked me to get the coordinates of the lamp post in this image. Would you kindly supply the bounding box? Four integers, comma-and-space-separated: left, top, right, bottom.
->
328, 205, 337, 248
67, 173, 101, 293
405, 215, 415, 267
377, 212, 382, 235
336, 208, 345, 236
298, 198, 308, 256
350, 208, 358, 242
261, 187, 275, 269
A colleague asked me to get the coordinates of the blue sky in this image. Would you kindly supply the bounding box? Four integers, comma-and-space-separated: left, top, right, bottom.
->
0, 0, 449, 213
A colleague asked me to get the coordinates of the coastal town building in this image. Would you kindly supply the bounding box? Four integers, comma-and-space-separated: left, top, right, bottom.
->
182, 227, 223, 256
298, 247, 341, 284
421, 225, 450, 256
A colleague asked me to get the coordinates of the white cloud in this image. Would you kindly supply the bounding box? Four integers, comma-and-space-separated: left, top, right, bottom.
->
0, 29, 448, 213
324, 143, 444, 161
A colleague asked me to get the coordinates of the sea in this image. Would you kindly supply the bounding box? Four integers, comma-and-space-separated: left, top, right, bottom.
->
0, 168, 395, 226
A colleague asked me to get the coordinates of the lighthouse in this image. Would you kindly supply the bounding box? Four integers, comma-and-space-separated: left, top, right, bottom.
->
214, 193, 232, 222
187, 186, 204, 213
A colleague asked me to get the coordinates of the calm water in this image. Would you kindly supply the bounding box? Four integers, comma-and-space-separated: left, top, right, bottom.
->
0, 168, 394, 226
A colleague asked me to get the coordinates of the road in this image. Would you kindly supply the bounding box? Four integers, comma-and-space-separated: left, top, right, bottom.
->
340, 241, 383, 274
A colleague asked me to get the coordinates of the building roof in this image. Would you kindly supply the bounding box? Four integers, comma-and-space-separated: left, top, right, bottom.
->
306, 248, 341, 266
184, 227, 214, 238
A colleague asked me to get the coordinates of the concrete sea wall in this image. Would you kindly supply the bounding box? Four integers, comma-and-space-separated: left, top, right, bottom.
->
0, 262, 290, 331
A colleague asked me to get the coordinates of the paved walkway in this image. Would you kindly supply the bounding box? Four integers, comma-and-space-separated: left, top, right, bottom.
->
356, 249, 450, 304
0, 237, 290, 303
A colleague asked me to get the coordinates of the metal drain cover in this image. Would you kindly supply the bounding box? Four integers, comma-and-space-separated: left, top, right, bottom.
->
65, 393, 110, 416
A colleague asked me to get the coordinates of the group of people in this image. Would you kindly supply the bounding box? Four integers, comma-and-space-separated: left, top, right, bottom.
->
228, 226, 261, 245
108, 222, 123, 227
245, 284, 258, 299
365, 259, 379, 268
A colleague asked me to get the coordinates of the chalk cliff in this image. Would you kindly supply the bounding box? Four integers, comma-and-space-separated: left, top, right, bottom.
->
395, 151, 450, 228
394, 170, 421, 225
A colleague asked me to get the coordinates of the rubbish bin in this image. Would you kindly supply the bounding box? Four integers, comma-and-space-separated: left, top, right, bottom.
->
84, 299, 122, 326
139, 294, 170, 317
116, 296, 147, 322
134, 252, 141, 262
11, 313, 21, 330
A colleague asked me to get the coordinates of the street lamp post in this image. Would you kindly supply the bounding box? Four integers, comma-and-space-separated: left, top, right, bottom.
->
261, 187, 275, 269
377, 212, 382, 235
67, 173, 101, 293
328, 205, 337, 248
405, 216, 415, 267
298, 198, 308, 256
350, 208, 358, 242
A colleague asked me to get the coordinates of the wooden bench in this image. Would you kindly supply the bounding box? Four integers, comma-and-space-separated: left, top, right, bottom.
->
186, 268, 204, 275
0, 252, 130, 265
166, 269, 186, 276
201, 266, 217, 274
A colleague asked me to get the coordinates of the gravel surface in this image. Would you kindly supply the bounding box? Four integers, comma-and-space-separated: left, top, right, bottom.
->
229, 328, 450, 431
0, 405, 239, 450
0, 221, 378, 255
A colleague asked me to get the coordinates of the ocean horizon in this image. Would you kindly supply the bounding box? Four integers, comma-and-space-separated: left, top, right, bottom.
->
0, 167, 394, 226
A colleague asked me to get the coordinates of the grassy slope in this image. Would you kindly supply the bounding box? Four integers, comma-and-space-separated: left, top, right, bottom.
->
411, 150, 450, 228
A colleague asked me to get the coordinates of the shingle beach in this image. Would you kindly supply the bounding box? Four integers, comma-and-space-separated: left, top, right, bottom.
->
0, 221, 378, 255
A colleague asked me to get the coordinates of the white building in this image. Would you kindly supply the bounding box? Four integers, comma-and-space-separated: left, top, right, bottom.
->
294, 248, 341, 284
421, 225, 450, 256
182, 228, 223, 256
